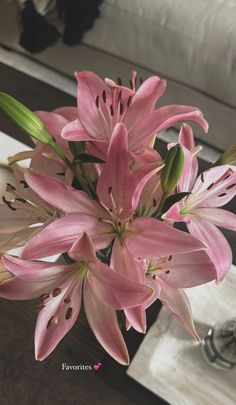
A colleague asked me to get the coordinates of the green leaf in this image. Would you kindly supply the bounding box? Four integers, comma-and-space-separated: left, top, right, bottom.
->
69, 141, 86, 156
212, 143, 236, 167
162, 192, 191, 214
0, 92, 53, 144
73, 153, 105, 164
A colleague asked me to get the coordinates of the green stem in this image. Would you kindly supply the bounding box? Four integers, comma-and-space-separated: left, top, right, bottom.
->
154, 191, 168, 217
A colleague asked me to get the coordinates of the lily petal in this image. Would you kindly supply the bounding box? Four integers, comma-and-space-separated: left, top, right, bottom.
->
61, 119, 94, 141
83, 279, 130, 365
158, 278, 199, 340
187, 218, 232, 282
97, 123, 135, 219
125, 217, 206, 259
87, 259, 153, 309
25, 171, 107, 217
129, 105, 208, 151
35, 279, 82, 361
123, 76, 166, 132
2, 254, 73, 281
158, 250, 217, 288
193, 208, 236, 232
111, 239, 147, 332
21, 214, 113, 260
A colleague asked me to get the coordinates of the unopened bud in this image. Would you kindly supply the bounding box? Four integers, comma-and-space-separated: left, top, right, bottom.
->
213, 143, 236, 167
161, 144, 184, 193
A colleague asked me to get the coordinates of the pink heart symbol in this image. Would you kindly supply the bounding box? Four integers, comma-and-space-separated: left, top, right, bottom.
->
93, 363, 101, 371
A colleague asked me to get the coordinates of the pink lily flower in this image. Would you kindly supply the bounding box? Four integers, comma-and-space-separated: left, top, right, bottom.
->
0, 165, 57, 252
0, 233, 154, 364
111, 239, 217, 335
21, 123, 205, 271
60, 71, 208, 158
163, 126, 236, 281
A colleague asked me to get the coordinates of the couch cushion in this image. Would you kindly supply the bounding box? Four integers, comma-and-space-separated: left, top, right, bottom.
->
83, 0, 236, 110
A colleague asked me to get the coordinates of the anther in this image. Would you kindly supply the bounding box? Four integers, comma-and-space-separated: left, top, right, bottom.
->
120, 103, 123, 115
96, 95, 99, 108
118, 90, 122, 102
218, 193, 227, 197
201, 173, 204, 183
65, 307, 73, 320
6, 183, 16, 191
110, 104, 114, 116
19, 180, 29, 188
52, 288, 62, 297
140, 77, 143, 85
227, 183, 236, 190
165, 270, 170, 274
102, 90, 106, 103
35, 304, 45, 312
47, 316, 57, 329
153, 198, 157, 207
207, 183, 214, 190
15, 197, 27, 203
152, 274, 156, 280
168, 255, 172, 261
2, 196, 16, 211
108, 186, 113, 194
56, 172, 65, 176
39, 293, 50, 300
64, 297, 71, 304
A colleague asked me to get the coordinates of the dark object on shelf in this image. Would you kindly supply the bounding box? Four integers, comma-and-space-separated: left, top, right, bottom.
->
19, 0, 103, 53
58, 0, 103, 46
19, 0, 60, 53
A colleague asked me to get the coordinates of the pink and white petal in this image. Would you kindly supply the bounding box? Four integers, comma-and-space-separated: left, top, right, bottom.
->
0, 275, 67, 300
35, 111, 70, 152
87, 259, 153, 309
75, 71, 111, 139
25, 171, 107, 217
179, 124, 195, 152
2, 254, 74, 281
191, 166, 236, 206
61, 119, 94, 141
123, 76, 166, 132
194, 208, 236, 231
97, 123, 135, 218
126, 217, 205, 259
178, 146, 198, 193
158, 279, 199, 340
158, 250, 217, 288
129, 105, 208, 151
20, 214, 113, 260
68, 233, 97, 263
83, 280, 130, 365
187, 218, 232, 282
0, 225, 43, 252
0, 202, 37, 231
132, 161, 164, 211
35, 279, 82, 361
53, 106, 78, 121
86, 139, 109, 161
111, 240, 148, 333
162, 201, 187, 222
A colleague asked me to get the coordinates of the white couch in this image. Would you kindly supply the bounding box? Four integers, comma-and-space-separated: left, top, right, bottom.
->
0, 0, 235, 150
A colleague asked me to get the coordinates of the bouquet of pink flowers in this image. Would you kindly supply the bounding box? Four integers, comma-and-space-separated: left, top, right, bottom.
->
0, 71, 235, 365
